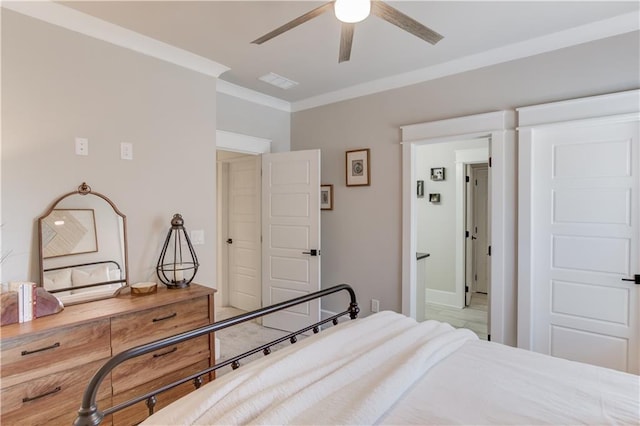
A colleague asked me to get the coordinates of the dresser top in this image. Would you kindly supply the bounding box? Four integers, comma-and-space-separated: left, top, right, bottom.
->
0, 283, 215, 339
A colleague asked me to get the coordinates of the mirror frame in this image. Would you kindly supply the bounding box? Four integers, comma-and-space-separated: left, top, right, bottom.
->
38, 182, 129, 300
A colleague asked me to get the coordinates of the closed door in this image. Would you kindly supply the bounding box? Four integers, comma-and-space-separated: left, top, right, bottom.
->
262, 150, 321, 332
530, 120, 639, 373
228, 157, 261, 311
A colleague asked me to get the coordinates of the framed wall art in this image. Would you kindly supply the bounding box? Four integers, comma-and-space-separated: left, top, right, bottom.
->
346, 148, 370, 186
430, 167, 445, 181
320, 184, 334, 210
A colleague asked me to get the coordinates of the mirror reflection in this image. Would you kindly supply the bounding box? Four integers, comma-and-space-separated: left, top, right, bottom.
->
38, 183, 129, 305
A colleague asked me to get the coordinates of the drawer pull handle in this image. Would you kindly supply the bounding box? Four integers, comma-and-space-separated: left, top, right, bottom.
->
21, 342, 60, 356
22, 386, 61, 403
152, 313, 177, 323
153, 347, 177, 358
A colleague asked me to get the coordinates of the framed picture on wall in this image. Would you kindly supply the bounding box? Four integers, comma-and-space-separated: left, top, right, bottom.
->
346, 148, 371, 186
320, 184, 333, 210
430, 167, 445, 181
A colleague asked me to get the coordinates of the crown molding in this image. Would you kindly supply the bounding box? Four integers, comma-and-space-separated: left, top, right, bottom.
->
4, 2, 637, 113
291, 11, 640, 112
2, 0, 229, 78
216, 80, 291, 112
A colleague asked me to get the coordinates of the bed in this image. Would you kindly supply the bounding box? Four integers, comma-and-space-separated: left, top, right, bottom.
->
74, 284, 639, 425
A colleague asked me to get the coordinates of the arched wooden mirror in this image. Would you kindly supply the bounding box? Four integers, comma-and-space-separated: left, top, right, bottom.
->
38, 182, 129, 305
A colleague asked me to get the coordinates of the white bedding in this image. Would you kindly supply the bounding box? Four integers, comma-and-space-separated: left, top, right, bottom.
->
142, 311, 639, 425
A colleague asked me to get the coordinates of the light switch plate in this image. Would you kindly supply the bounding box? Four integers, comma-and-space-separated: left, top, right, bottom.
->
120, 143, 133, 160
75, 137, 89, 156
190, 230, 205, 245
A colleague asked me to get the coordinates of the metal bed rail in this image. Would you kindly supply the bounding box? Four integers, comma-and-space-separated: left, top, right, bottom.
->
73, 283, 359, 426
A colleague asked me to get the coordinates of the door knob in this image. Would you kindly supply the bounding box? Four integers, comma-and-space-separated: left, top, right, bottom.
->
621, 274, 640, 284
226, 238, 233, 244
302, 249, 319, 256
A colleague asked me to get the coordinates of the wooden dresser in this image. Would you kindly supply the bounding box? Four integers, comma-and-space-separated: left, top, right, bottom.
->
0, 283, 215, 426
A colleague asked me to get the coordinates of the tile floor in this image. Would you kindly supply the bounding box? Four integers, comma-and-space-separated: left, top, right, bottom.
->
424, 293, 488, 340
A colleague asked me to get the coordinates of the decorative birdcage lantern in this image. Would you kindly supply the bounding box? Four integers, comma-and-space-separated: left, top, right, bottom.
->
156, 214, 199, 289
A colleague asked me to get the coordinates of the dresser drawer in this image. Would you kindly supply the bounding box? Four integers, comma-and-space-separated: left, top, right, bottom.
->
112, 359, 211, 426
1, 319, 111, 386
111, 334, 210, 394
111, 296, 210, 352
1, 358, 111, 426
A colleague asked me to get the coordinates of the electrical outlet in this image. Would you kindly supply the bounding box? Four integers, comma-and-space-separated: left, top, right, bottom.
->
371, 299, 380, 313
75, 137, 89, 156
120, 142, 133, 160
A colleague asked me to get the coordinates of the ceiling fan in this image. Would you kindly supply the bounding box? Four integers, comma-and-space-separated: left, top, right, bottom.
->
251, 0, 444, 63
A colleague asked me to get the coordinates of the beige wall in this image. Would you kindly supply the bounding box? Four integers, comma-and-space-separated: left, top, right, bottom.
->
1, 10, 218, 289
217, 93, 290, 153
292, 32, 640, 314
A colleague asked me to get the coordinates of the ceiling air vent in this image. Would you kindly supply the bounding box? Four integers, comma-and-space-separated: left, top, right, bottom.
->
258, 72, 299, 90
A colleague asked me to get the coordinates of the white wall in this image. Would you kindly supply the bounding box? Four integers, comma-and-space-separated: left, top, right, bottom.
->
416, 139, 487, 293
292, 31, 640, 314
1, 10, 218, 289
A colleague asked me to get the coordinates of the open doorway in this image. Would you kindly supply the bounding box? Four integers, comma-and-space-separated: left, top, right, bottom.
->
401, 111, 517, 346
415, 139, 490, 340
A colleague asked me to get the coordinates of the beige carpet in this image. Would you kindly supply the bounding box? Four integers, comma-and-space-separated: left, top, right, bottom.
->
214, 306, 305, 376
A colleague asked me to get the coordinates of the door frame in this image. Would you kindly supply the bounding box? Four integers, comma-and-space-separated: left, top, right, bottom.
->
516, 89, 640, 350
401, 111, 517, 345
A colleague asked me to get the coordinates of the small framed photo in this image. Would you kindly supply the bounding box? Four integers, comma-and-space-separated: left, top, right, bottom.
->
429, 193, 441, 203
346, 148, 370, 186
417, 180, 424, 198
320, 184, 333, 210
430, 167, 445, 181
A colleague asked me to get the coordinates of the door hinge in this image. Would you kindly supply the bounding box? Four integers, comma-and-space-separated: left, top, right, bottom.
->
466, 176, 470, 183
465, 285, 469, 293
474, 274, 477, 281
487, 334, 491, 341
488, 245, 492, 256
489, 157, 492, 167
465, 230, 470, 238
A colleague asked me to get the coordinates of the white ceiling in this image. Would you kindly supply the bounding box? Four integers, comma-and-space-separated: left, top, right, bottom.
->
57, 1, 639, 109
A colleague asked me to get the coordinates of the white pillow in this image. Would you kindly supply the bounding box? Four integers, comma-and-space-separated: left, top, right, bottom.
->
72, 264, 111, 287
43, 268, 72, 291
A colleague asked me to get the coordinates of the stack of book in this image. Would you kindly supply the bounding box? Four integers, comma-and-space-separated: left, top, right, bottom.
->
8, 282, 37, 323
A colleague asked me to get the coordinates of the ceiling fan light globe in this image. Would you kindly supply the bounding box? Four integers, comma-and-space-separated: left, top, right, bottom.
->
334, 0, 370, 23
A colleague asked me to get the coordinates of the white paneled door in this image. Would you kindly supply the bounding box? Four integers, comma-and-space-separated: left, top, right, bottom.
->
530, 120, 639, 373
228, 157, 261, 312
262, 150, 321, 332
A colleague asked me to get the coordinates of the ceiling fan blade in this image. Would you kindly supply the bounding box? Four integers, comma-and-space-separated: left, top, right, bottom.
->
339, 23, 355, 63
371, 1, 443, 45
251, 2, 334, 45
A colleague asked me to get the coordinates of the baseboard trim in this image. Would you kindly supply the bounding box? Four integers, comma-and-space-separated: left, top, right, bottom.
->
425, 289, 461, 308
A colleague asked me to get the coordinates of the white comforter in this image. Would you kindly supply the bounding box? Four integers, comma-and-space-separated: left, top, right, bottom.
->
142, 311, 640, 425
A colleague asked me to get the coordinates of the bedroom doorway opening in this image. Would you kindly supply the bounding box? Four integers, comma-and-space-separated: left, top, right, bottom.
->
415, 140, 490, 339
401, 111, 517, 346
